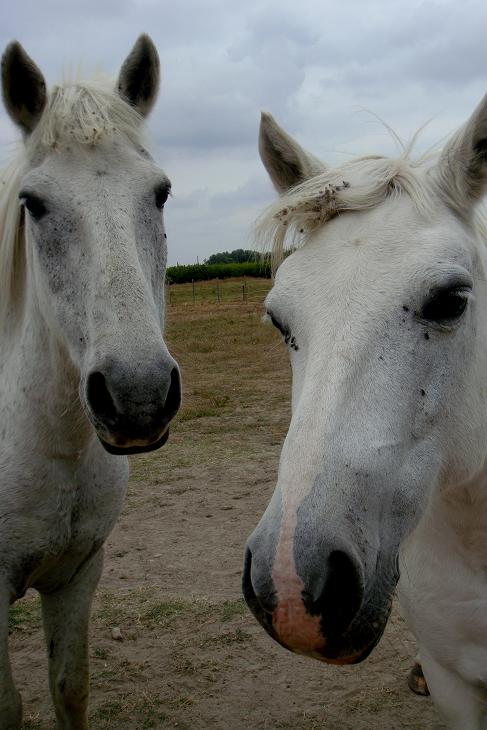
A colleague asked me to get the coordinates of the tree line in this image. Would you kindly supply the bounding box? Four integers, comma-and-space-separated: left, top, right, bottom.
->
166, 250, 271, 284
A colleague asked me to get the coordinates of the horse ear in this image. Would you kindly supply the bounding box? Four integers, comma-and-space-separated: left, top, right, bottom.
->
117, 34, 160, 118
259, 112, 326, 194
1, 41, 47, 135
436, 93, 487, 211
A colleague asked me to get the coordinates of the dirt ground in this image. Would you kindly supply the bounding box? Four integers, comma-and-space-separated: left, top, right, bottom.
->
9, 294, 445, 729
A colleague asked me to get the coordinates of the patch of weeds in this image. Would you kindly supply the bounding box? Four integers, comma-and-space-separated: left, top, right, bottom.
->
190, 389, 231, 409
171, 653, 198, 676
22, 715, 45, 730
200, 628, 251, 648
171, 651, 221, 681
142, 599, 188, 626
91, 692, 168, 729
94, 658, 148, 686
144, 596, 214, 628
274, 718, 324, 730
190, 341, 215, 353
91, 698, 125, 723
95, 590, 131, 626
93, 666, 120, 683
92, 646, 110, 660
96, 587, 143, 624
118, 658, 148, 678
168, 694, 194, 708
178, 406, 219, 422
8, 595, 41, 634
220, 598, 247, 622
95, 589, 213, 631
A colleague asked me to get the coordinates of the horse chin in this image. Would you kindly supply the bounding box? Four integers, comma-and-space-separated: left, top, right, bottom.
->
311, 621, 389, 666
97, 427, 170, 455
243, 562, 391, 666
274, 616, 389, 667
267, 614, 389, 666
249, 610, 387, 666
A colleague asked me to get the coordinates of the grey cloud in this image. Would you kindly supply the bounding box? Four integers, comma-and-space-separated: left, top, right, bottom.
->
209, 175, 273, 213
1, 0, 487, 264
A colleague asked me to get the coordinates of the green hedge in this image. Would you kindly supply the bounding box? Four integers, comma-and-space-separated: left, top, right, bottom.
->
166, 261, 271, 284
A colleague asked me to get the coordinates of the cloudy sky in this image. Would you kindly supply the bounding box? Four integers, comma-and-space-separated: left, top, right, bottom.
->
1, 0, 487, 264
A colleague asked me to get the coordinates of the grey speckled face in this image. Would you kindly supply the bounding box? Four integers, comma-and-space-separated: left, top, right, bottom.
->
1, 33, 181, 455
21, 138, 181, 453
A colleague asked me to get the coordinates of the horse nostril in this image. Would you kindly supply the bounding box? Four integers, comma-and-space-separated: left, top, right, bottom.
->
242, 547, 268, 620
242, 546, 276, 616
242, 547, 254, 603
86, 371, 117, 424
242, 547, 274, 622
163, 367, 181, 419
310, 550, 364, 636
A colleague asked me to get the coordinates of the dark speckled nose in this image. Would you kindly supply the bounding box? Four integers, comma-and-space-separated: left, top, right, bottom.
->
85, 356, 181, 453
243, 539, 365, 657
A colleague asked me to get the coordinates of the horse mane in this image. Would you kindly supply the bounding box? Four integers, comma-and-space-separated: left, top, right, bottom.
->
256, 150, 443, 271
0, 77, 145, 330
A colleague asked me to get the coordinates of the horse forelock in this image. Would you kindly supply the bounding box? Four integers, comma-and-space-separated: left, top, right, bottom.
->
256, 151, 487, 272
0, 77, 147, 331
27, 78, 145, 154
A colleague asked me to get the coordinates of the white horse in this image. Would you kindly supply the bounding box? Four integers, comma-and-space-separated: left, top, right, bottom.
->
0, 36, 181, 729
243, 100, 487, 729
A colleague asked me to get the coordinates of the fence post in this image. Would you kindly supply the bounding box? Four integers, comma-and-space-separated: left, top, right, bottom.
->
216, 278, 220, 303
192, 279, 195, 304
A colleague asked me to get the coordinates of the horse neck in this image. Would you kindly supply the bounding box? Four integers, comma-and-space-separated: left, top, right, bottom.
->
2, 295, 92, 459
421, 471, 487, 565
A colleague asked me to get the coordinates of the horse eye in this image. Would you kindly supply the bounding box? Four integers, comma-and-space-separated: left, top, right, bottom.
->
421, 287, 469, 323
19, 193, 47, 220
155, 183, 171, 210
269, 314, 287, 336
268, 313, 299, 350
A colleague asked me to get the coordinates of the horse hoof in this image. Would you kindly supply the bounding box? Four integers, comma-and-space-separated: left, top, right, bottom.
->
408, 662, 430, 696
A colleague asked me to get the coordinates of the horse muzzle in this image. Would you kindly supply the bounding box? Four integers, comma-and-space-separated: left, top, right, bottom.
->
84, 356, 181, 454
242, 542, 394, 665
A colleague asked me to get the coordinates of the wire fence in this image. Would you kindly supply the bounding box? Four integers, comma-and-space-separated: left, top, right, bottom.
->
166, 277, 272, 306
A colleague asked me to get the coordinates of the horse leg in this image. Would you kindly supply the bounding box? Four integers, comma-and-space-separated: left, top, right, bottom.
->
40, 550, 104, 730
421, 650, 484, 730
0, 590, 22, 729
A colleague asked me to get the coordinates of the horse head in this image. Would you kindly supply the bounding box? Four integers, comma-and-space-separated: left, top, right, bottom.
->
244, 102, 487, 662
1, 36, 181, 454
